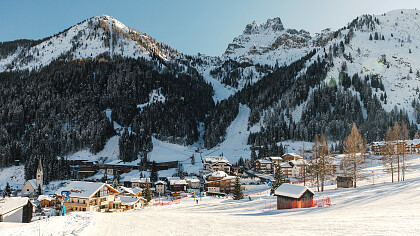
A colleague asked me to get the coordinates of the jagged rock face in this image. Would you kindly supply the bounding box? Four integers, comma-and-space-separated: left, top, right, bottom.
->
243, 17, 284, 35
223, 17, 314, 66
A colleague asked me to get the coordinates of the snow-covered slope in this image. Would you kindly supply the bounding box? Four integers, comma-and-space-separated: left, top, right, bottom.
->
319, 9, 420, 120
0, 15, 178, 72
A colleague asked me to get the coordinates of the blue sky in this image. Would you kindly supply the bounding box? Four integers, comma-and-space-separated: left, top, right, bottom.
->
1, 0, 419, 56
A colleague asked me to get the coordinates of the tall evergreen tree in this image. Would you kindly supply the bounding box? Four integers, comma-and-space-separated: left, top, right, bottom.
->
232, 175, 243, 200
271, 165, 285, 194
144, 179, 152, 204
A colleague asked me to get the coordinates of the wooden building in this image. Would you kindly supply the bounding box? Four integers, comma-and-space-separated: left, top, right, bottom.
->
55, 181, 122, 213
119, 196, 145, 211
274, 184, 315, 209
37, 195, 56, 208
255, 159, 273, 173
336, 176, 353, 188
281, 153, 303, 162
204, 171, 235, 194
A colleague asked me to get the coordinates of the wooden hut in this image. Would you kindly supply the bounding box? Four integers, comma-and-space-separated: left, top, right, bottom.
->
336, 176, 353, 188
274, 184, 315, 209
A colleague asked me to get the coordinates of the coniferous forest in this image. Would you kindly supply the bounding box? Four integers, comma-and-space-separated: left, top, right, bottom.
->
0, 56, 213, 183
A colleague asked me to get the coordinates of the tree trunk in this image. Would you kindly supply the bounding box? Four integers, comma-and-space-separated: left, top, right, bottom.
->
397, 154, 400, 182
353, 161, 357, 188
391, 160, 394, 183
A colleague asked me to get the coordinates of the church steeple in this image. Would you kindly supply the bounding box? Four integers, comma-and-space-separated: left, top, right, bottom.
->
36, 158, 43, 189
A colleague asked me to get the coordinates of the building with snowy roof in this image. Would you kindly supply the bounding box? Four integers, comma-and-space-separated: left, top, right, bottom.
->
281, 153, 303, 162
154, 181, 167, 195
55, 181, 122, 213
204, 171, 236, 194
255, 158, 273, 173
21, 158, 43, 196
274, 184, 315, 209
0, 197, 34, 223
123, 177, 151, 189
119, 196, 145, 211
203, 156, 232, 173
37, 195, 56, 208
184, 176, 200, 189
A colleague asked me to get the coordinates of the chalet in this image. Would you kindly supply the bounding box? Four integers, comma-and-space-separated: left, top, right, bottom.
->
204, 171, 236, 194
37, 195, 56, 208
406, 139, 420, 154
154, 181, 167, 195
184, 176, 200, 189
281, 153, 303, 162
119, 196, 145, 211
203, 156, 231, 173
123, 177, 152, 189
337, 176, 353, 188
255, 159, 273, 173
269, 156, 283, 167
55, 181, 122, 213
167, 178, 188, 192
0, 197, 34, 223
274, 184, 315, 209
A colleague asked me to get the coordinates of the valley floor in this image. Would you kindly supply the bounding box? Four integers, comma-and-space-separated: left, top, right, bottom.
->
2, 175, 420, 235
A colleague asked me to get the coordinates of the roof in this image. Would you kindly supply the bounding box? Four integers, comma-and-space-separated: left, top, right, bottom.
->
269, 156, 283, 161
184, 177, 200, 183
155, 180, 167, 185
204, 156, 230, 164
406, 139, 420, 146
117, 186, 135, 195
274, 184, 315, 199
211, 171, 228, 178
119, 196, 144, 205
37, 195, 53, 202
282, 153, 303, 159
55, 181, 118, 199
0, 197, 31, 215
169, 179, 187, 185
123, 177, 150, 183
256, 159, 272, 164
132, 187, 143, 194
27, 179, 37, 188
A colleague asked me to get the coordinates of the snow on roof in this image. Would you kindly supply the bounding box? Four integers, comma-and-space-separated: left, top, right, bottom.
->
28, 179, 37, 188
37, 195, 53, 202
406, 139, 420, 146
123, 177, 150, 183
169, 179, 187, 185
55, 181, 118, 199
274, 184, 315, 199
117, 186, 135, 195
269, 156, 283, 161
132, 187, 143, 194
204, 156, 230, 164
282, 153, 303, 159
256, 159, 272, 164
0, 197, 30, 215
155, 180, 166, 185
211, 171, 228, 178
184, 177, 200, 183
119, 196, 143, 205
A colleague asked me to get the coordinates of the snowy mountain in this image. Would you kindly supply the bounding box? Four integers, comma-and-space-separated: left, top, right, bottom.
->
0, 15, 179, 72
222, 17, 314, 66
2, 10, 420, 181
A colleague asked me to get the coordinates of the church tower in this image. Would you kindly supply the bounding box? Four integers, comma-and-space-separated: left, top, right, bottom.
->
36, 158, 43, 189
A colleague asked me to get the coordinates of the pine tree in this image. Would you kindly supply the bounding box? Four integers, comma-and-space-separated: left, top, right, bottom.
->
271, 165, 285, 194
232, 175, 243, 200
5, 182, 11, 196
144, 179, 152, 204
37, 184, 42, 196
150, 161, 158, 183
